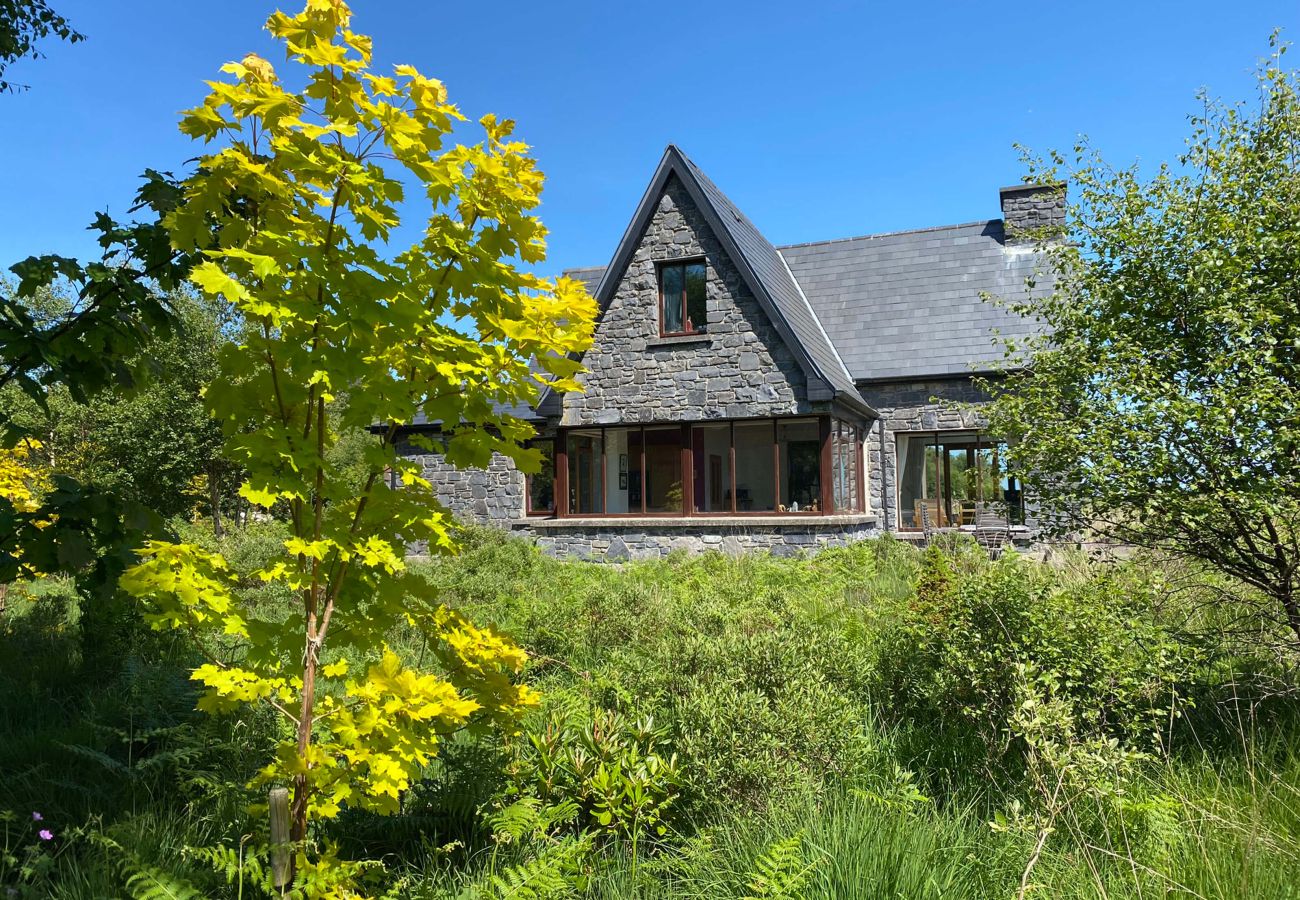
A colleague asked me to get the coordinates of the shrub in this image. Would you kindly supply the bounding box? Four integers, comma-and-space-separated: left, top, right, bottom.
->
877, 547, 1199, 776
501, 707, 682, 842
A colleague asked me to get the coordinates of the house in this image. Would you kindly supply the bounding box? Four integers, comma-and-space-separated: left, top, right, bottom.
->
397, 145, 1060, 559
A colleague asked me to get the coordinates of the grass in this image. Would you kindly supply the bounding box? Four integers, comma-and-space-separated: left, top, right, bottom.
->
2, 526, 1298, 898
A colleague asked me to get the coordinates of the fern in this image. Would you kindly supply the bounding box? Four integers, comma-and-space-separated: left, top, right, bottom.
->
56, 740, 131, 775
186, 842, 273, 894
486, 833, 593, 899
93, 834, 204, 900
742, 831, 820, 900
488, 797, 580, 844
122, 862, 205, 900
489, 855, 573, 899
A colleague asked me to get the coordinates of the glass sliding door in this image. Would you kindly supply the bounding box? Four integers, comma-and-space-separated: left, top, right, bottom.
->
896, 433, 1023, 529
556, 416, 865, 519
776, 418, 820, 512
733, 420, 776, 512
603, 428, 636, 514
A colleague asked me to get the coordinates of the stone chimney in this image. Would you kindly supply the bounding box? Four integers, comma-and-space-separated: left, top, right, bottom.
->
999, 183, 1066, 245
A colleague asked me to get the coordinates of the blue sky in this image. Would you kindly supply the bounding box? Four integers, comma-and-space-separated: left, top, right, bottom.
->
1, 1, 1295, 278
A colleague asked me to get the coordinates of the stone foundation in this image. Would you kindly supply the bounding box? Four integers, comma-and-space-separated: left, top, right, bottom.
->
519, 515, 879, 561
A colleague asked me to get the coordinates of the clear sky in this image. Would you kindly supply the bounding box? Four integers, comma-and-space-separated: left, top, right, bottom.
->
1, 1, 1295, 279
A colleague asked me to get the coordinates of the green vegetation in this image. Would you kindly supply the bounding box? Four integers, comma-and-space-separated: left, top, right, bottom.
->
1, 1, 1297, 896
985, 39, 1300, 643
3, 527, 1298, 898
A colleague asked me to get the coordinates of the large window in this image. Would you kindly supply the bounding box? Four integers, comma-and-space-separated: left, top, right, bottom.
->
691, 423, 732, 513
896, 433, 1022, 530
566, 430, 604, 515
556, 417, 864, 517
658, 260, 707, 336
831, 420, 862, 513
643, 426, 685, 513
777, 419, 821, 512
734, 420, 777, 511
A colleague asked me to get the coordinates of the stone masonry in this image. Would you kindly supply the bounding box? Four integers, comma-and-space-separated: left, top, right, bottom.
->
561, 173, 810, 426
528, 517, 879, 561
999, 184, 1067, 245
859, 377, 990, 532
387, 159, 1058, 559
402, 445, 527, 525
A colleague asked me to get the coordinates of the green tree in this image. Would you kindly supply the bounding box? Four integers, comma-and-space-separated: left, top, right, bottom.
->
118, 0, 595, 884
985, 39, 1300, 645
0, 0, 82, 92
0, 168, 203, 622
2, 288, 230, 523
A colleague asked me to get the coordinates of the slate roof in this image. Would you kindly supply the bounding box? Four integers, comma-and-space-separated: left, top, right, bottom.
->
562, 265, 605, 297
564, 156, 1053, 386
504, 147, 1054, 428
780, 221, 1052, 381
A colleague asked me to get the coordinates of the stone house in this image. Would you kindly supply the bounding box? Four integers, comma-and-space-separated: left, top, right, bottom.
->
399, 146, 1060, 559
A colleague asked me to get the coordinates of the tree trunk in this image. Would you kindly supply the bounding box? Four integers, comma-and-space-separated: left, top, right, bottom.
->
1280, 583, 1300, 649
209, 462, 224, 538
290, 634, 318, 845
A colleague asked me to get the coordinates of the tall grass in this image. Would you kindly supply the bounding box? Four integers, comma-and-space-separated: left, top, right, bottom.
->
2, 524, 1298, 898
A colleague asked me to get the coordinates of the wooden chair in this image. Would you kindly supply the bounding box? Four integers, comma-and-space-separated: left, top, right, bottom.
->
919, 499, 936, 545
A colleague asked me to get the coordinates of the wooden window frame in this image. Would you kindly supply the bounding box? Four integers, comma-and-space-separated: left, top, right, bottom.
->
553, 415, 863, 519
892, 431, 1022, 531
656, 259, 707, 338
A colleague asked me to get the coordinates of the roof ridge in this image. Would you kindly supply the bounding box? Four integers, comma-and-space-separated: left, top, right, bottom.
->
560, 221, 1006, 277
777, 219, 1000, 251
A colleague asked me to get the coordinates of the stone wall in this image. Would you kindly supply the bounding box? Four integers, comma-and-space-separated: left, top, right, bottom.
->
561, 173, 810, 426
859, 378, 992, 530
525, 517, 879, 561
400, 445, 526, 527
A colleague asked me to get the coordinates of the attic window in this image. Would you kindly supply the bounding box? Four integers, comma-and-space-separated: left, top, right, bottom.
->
658, 260, 707, 336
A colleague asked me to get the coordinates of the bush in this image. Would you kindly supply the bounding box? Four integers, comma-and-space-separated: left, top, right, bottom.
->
415, 533, 890, 818
6, 526, 1299, 898
877, 543, 1200, 782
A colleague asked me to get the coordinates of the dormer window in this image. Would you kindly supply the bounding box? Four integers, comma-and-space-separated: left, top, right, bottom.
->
658, 260, 707, 336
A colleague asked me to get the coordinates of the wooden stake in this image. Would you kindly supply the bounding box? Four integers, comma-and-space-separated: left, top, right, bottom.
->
269, 786, 291, 891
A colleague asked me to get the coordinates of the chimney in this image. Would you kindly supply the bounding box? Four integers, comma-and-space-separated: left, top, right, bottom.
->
999, 183, 1066, 245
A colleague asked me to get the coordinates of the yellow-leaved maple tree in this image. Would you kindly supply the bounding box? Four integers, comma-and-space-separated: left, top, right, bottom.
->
118, 0, 595, 888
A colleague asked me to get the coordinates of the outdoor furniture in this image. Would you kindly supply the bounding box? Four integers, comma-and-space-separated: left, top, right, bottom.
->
958, 501, 977, 526
919, 499, 936, 545
974, 502, 1011, 558
914, 498, 948, 530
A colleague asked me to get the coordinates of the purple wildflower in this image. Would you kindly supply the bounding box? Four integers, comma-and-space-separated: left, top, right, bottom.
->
31, 811, 42, 821
38, 829, 53, 841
